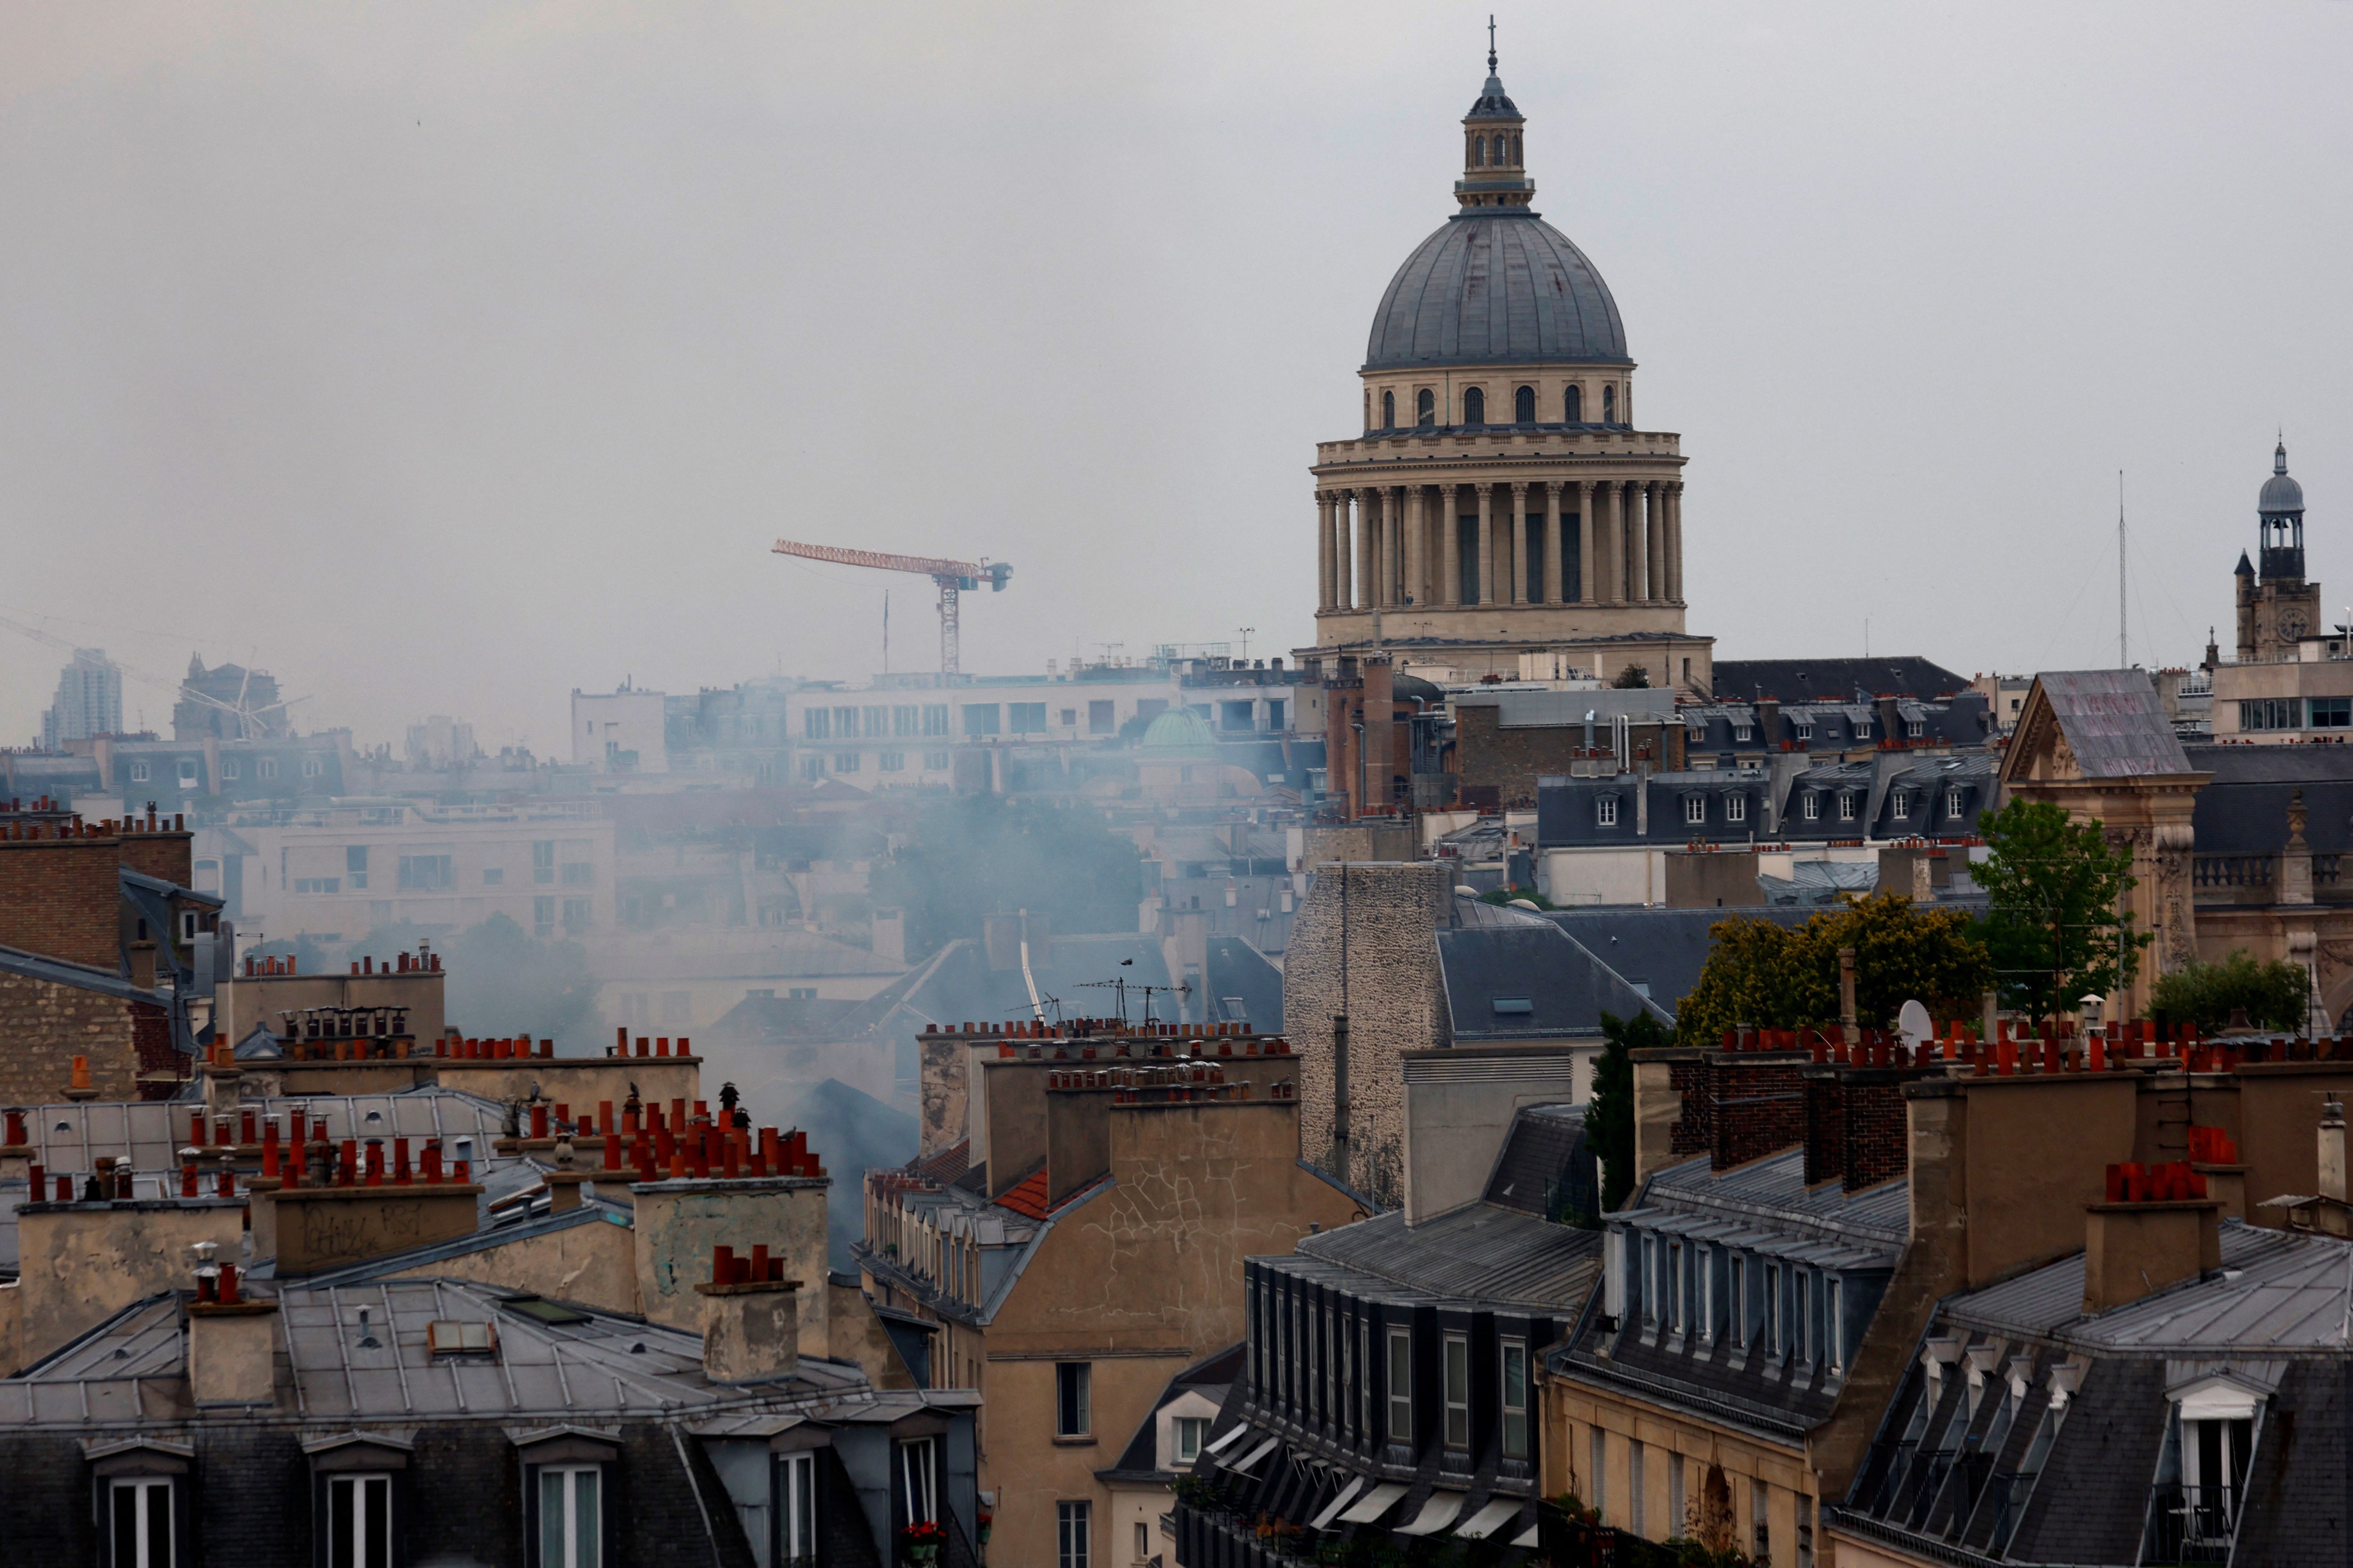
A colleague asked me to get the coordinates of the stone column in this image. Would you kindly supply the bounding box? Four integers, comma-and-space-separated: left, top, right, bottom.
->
1510, 482, 1530, 605
1316, 493, 1335, 609
1604, 482, 1627, 604
1405, 485, 1426, 607
1624, 482, 1646, 602
1575, 479, 1596, 604
1443, 486, 1464, 606
1542, 482, 1563, 606
1334, 491, 1353, 610
1646, 483, 1666, 604
1354, 490, 1376, 609
1386, 487, 1404, 606
1667, 482, 1685, 602
1476, 484, 1495, 606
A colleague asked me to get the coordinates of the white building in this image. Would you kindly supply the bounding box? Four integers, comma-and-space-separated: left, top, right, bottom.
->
571, 686, 668, 773
40, 649, 123, 749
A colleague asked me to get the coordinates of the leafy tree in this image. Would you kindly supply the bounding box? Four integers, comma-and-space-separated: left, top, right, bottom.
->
351, 913, 601, 1050
1674, 893, 1991, 1046
1588, 1010, 1667, 1213
2151, 950, 2312, 1034
1975, 799, 2151, 1017
867, 796, 1144, 961
1611, 663, 1652, 689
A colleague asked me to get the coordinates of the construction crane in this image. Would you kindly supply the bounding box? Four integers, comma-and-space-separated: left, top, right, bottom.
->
771, 539, 1011, 677
0, 612, 307, 739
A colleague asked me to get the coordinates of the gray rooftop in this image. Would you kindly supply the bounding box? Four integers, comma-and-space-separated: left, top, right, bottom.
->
1364, 212, 1629, 373
1285, 1200, 1601, 1309
2032, 669, 2197, 779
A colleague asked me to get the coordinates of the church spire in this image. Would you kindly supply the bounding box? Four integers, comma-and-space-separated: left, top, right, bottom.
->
1456, 20, 1535, 210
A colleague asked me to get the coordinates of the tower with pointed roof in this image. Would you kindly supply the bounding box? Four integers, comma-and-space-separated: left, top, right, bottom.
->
1305, 34, 1713, 696
2235, 440, 2320, 661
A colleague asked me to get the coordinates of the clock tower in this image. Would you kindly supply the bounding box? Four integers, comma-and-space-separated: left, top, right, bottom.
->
2236, 440, 2320, 661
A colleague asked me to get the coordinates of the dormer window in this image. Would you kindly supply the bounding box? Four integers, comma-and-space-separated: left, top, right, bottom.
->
1947, 786, 1966, 818
1889, 790, 1912, 817
1733, 722, 1752, 741
1839, 794, 1858, 822
1854, 718, 1873, 739
1802, 794, 1820, 821
1597, 796, 1619, 827
1794, 720, 1814, 742
1684, 795, 1706, 825
1726, 794, 1747, 823
1907, 718, 1926, 738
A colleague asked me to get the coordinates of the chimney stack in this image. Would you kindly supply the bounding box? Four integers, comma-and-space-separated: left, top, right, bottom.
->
696, 1244, 801, 1383
2083, 1161, 2222, 1315
185, 1241, 278, 1406
2320, 1098, 2348, 1237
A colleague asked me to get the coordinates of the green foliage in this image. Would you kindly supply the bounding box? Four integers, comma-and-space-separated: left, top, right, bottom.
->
1588, 1010, 1664, 1213
868, 796, 1144, 960
1674, 892, 1992, 1045
352, 913, 601, 1050
2151, 949, 2311, 1033
1976, 799, 2151, 1016
1611, 664, 1652, 689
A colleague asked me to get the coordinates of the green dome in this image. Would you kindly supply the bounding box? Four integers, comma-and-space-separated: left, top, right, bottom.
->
1140, 707, 1215, 752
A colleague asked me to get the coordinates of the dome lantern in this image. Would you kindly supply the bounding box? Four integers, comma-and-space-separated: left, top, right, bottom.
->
1455, 22, 1534, 211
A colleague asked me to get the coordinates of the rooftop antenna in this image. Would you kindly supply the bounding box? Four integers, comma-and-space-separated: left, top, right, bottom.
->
2118, 470, 2128, 669
1488, 14, 1497, 71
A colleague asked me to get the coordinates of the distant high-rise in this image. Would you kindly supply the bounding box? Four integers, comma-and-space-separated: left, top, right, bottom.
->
39, 649, 122, 749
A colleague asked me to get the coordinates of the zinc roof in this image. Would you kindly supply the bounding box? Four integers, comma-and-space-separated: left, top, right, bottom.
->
1290, 1202, 1600, 1310
2033, 669, 2197, 779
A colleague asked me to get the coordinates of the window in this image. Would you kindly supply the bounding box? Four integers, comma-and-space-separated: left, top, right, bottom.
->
561, 859, 594, 886
803, 708, 830, 740
1463, 387, 1486, 424
862, 705, 887, 738
1727, 794, 1747, 823
1732, 721, 1752, 741
1174, 1416, 1209, 1464
879, 751, 905, 772
1698, 1245, 1715, 1339
900, 1437, 938, 1527
536, 1466, 602, 1568
1472, 134, 1486, 166
177, 759, 199, 787
1603, 385, 1616, 423
1629, 1442, 1645, 1534
2178, 1413, 2254, 1550
1669, 1242, 1686, 1332
1683, 795, 1706, 825
293, 879, 339, 895
924, 750, 951, 771
892, 704, 919, 737
1794, 1270, 1811, 1361
1764, 1263, 1782, 1355
1907, 716, 1926, 738
2240, 697, 2297, 731
130, 761, 150, 783
221, 759, 240, 781
1358, 1321, 1373, 1435
1417, 389, 1435, 426
1056, 1361, 1092, 1437
1640, 1235, 1658, 1325
1826, 1276, 1844, 1373
325, 1474, 391, 1568
802, 755, 827, 780
347, 846, 368, 889
833, 751, 860, 773
1386, 1326, 1412, 1441
832, 707, 856, 740
482, 866, 504, 885
533, 842, 555, 884
1590, 1429, 1608, 1524
1058, 708, 1076, 727
1889, 790, 1912, 818
963, 704, 1001, 737
1838, 794, 1857, 822
562, 897, 591, 933
1730, 1254, 1748, 1347
1501, 1341, 1529, 1459
779, 1452, 816, 1566
1947, 786, 1967, 817
2313, 697, 2353, 728
1802, 794, 1820, 822
534, 896, 555, 939
1267, 699, 1286, 731
302, 757, 323, 779
1088, 700, 1116, 735
258, 757, 278, 780
1382, 390, 1396, 427
398, 855, 453, 891
110, 1477, 174, 1568
1514, 385, 1536, 423
1794, 719, 1814, 741
1057, 1501, 1091, 1568
1009, 702, 1047, 734
1566, 384, 1582, 422
1442, 1333, 1470, 1450
1597, 795, 1619, 827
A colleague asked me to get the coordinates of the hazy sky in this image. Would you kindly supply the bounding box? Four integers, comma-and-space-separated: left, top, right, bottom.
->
3, 2, 2349, 752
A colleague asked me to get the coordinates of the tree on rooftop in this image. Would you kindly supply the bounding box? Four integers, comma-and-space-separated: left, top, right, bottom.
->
1587, 1009, 1664, 1213
2149, 950, 2311, 1034
1974, 799, 2149, 1018
1611, 664, 1651, 689
1674, 893, 1991, 1046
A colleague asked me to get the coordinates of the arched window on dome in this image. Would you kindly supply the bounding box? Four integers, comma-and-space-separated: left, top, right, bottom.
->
1603, 385, 1617, 424
1463, 387, 1486, 426
1514, 385, 1536, 424
1511, 133, 1522, 165
1565, 384, 1582, 423
1416, 389, 1435, 427
1382, 390, 1396, 429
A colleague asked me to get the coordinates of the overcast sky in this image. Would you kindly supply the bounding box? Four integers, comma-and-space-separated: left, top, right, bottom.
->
3, 2, 2348, 752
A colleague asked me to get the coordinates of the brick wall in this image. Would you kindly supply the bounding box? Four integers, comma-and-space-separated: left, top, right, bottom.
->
1707, 1056, 1807, 1171
1454, 707, 1686, 808
1804, 1076, 1845, 1186
0, 837, 122, 967
1802, 1067, 1931, 1192
1288, 861, 1451, 1208
0, 970, 154, 1102
1668, 1058, 1710, 1161
117, 829, 193, 890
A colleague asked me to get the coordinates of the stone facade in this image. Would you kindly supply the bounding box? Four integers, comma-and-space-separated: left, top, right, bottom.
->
0, 969, 170, 1104
1287, 861, 1452, 1207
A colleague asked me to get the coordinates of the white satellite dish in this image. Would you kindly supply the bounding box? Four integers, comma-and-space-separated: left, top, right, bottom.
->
1898, 999, 1934, 1050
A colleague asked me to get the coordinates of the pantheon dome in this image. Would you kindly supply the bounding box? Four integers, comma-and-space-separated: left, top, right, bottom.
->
1309, 44, 1710, 701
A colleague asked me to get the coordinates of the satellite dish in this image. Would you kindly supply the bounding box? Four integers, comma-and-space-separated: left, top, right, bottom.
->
1897, 999, 1933, 1050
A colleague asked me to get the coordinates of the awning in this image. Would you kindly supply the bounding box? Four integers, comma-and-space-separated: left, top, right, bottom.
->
1339, 1481, 1409, 1524
1455, 1499, 1523, 1540
1202, 1423, 1251, 1457
1227, 1435, 1280, 1475
1511, 1523, 1539, 1548
1395, 1491, 1468, 1537
1307, 1477, 1365, 1531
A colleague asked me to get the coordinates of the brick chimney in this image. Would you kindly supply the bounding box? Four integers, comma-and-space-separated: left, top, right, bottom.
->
1805, 1058, 1938, 1192
696, 1244, 800, 1383
2083, 1161, 2222, 1314
267, 1132, 483, 1275
185, 1242, 276, 1405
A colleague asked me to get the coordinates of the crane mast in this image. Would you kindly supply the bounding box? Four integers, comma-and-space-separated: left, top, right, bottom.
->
771, 538, 1011, 677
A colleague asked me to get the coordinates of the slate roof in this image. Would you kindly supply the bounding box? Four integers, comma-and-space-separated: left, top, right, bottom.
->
1288, 1200, 1601, 1309
1544, 906, 1814, 1018
0, 941, 165, 1008
2032, 669, 2197, 778
1364, 212, 1630, 373
1437, 924, 1668, 1039
0, 1276, 877, 1427
2185, 742, 2353, 855
1099, 1343, 1245, 1482
1710, 658, 1972, 704
1483, 1104, 1598, 1220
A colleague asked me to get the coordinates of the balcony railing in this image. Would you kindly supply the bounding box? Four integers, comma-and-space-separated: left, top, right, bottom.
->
2194, 856, 2274, 889
2143, 1483, 2242, 1565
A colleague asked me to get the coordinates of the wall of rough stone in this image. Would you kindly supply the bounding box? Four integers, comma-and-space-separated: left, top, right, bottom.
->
1286, 860, 1450, 1207
0, 969, 154, 1103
